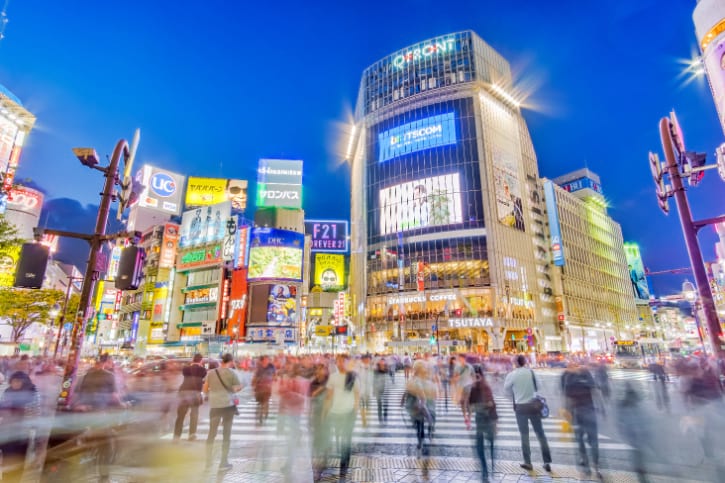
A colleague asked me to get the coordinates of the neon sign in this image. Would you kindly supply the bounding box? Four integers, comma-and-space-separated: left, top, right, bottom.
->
392, 38, 456, 69
379, 113, 457, 162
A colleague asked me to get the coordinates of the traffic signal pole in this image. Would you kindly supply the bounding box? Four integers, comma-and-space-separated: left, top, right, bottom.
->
658, 117, 725, 356
56, 139, 128, 410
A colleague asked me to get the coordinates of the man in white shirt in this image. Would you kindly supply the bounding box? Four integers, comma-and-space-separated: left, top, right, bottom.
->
503, 354, 552, 473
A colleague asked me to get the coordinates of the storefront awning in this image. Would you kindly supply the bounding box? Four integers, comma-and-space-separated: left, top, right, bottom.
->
179, 302, 217, 311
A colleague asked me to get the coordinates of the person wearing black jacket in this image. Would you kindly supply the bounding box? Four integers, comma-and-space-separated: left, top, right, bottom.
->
469, 364, 497, 483
174, 353, 207, 441
561, 364, 600, 479
0, 371, 38, 482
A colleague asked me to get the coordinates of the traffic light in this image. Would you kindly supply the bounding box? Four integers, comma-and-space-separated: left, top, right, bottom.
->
429, 334, 436, 345
648, 152, 669, 214
14, 243, 50, 289
115, 246, 146, 290
682, 151, 707, 187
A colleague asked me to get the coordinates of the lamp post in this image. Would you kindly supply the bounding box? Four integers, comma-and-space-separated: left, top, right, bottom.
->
683, 279, 707, 354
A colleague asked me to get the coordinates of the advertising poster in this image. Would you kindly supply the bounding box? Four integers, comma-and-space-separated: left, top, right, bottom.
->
0, 245, 20, 287
134, 165, 185, 215
379, 173, 462, 235
177, 244, 223, 270
305, 220, 348, 253
314, 253, 345, 291
185, 177, 248, 212
624, 243, 650, 301
0, 114, 19, 174
179, 201, 231, 248
378, 112, 457, 162
255, 159, 303, 209
106, 245, 122, 281
266, 284, 298, 325
543, 180, 565, 266
159, 223, 180, 269
227, 268, 248, 338
248, 228, 304, 282
6, 186, 43, 218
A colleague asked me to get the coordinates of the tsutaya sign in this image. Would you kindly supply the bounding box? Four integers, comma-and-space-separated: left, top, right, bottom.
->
392, 37, 456, 69
387, 292, 457, 305
447, 317, 494, 328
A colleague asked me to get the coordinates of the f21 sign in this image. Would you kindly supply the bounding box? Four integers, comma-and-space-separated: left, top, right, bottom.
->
304, 220, 348, 253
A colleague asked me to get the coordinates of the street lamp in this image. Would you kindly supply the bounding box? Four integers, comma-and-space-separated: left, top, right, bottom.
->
683, 279, 707, 354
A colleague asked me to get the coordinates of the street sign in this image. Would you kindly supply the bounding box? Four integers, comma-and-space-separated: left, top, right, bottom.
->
314, 325, 332, 337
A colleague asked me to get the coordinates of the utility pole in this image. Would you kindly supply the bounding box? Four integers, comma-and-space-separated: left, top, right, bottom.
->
651, 111, 725, 356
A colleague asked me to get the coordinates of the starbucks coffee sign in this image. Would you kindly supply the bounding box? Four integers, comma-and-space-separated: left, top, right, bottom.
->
447, 317, 494, 328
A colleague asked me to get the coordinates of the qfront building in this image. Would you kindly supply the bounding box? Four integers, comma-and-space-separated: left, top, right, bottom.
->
349, 31, 559, 353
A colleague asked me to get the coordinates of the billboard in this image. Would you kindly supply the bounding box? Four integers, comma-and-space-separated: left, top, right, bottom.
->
227, 268, 248, 338
177, 244, 223, 270
0, 113, 19, 174
314, 253, 345, 291
378, 112, 456, 162
560, 176, 602, 195
0, 245, 20, 287
624, 242, 650, 301
266, 284, 298, 325
379, 173, 463, 235
256, 159, 303, 209
185, 177, 248, 212
305, 220, 348, 253
248, 227, 304, 282
6, 186, 43, 218
159, 223, 180, 269
543, 180, 565, 267
179, 201, 232, 248
134, 165, 185, 215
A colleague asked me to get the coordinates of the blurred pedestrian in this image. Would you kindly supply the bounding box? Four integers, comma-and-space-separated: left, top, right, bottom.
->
277, 362, 309, 480
373, 357, 388, 425
252, 355, 275, 426
503, 354, 552, 473
405, 360, 436, 451
173, 353, 207, 441
358, 355, 373, 427
0, 371, 38, 482
403, 353, 412, 381
561, 363, 600, 478
309, 363, 329, 472
203, 353, 242, 472
470, 364, 497, 482
617, 382, 650, 482
648, 359, 669, 412
453, 353, 474, 430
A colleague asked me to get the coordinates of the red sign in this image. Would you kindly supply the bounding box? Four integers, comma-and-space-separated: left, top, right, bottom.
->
227, 268, 248, 339
159, 223, 180, 269
416, 261, 425, 292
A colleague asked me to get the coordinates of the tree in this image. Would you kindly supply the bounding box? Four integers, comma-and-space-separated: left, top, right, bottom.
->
0, 288, 64, 343
0, 214, 26, 249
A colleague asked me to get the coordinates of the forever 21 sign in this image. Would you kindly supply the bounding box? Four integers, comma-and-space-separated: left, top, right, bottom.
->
304, 220, 349, 253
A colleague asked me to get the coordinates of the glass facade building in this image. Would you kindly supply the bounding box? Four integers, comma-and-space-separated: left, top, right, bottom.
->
350, 31, 558, 353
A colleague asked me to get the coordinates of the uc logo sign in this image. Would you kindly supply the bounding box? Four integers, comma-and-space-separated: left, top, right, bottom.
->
150, 172, 176, 197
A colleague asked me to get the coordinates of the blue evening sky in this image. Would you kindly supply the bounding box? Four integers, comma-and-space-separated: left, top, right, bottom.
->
0, 0, 723, 295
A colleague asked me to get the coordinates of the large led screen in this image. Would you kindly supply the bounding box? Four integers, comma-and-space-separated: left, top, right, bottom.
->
314, 253, 345, 291
378, 112, 456, 162
379, 173, 463, 235
248, 228, 304, 282
179, 201, 232, 248
266, 284, 298, 325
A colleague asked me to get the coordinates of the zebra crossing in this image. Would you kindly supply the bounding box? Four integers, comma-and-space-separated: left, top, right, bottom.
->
166, 374, 632, 454
534, 367, 674, 382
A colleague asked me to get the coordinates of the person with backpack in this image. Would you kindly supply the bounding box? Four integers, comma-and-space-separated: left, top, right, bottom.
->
503, 354, 552, 473
469, 364, 497, 482
561, 363, 600, 479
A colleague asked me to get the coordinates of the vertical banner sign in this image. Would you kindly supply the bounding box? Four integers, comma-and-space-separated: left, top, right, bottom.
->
223, 214, 239, 264
543, 180, 565, 266
159, 223, 180, 269
416, 261, 425, 291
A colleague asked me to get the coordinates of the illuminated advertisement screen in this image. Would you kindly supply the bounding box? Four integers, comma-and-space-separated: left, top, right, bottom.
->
314, 253, 345, 291
304, 220, 348, 253
379, 173, 463, 235
560, 177, 602, 195
134, 165, 185, 215
266, 284, 298, 325
624, 243, 650, 301
256, 159, 303, 209
543, 180, 565, 267
248, 228, 304, 282
6, 185, 43, 218
179, 201, 232, 248
378, 113, 456, 162
185, 177, 248, 212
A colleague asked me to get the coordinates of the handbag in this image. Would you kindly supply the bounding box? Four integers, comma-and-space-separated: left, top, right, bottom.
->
530, 369, 550, 418
215, 369, 240, 409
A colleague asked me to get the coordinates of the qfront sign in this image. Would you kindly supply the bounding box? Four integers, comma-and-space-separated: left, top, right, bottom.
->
447, 317, 494, 328
391, 37, 456, 69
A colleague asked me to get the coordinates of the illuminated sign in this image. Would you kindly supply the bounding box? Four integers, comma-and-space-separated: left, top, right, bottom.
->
0, 245, 20, 287
184, 287, 219, 305
560, 177, 602, 195
107, 246, 122, 281
248, 228, 304, 282
386, 292, 457, 305
379, 173, 463, 235
305, 220, 349, 253
543, 180, 565, 266
624, 242, 650, 301
179, 201, 231, 248
185, 177, 248, 211
391, 37, 456, 69
447, 317, 494, 328
378, 113, 456, 162
227, 268, 248, 338
134, 165, 185, 215
0, 113, 19, 173
314, 253, 345, 291
159, 223, 179, 269
6, 185, 43, 217
178, 244, 223, 269
256, 159, 303, 209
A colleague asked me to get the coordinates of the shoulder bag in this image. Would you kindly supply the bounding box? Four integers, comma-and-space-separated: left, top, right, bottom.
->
530, 369, 549, 418
214, 369, 240, 412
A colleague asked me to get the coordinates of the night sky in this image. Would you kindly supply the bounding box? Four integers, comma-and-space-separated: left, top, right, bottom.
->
1, 0, 723, 296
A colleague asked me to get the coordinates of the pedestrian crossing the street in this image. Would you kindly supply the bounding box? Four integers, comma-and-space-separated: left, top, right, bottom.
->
534, 367, 676, 382
165, 373, 632, 454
